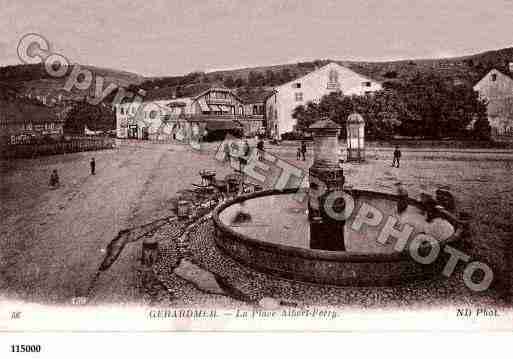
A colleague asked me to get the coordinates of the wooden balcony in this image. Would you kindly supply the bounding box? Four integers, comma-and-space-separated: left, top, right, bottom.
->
163, 113, 263, 122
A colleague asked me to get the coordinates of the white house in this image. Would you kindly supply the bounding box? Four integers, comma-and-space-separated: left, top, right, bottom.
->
473, 68, 513, 138
265, 62, 382, 139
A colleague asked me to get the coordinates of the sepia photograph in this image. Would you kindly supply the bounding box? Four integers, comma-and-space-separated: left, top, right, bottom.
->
1, 0, 512, 349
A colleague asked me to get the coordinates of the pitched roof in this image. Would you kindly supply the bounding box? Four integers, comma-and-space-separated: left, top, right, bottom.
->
166, 101, 188, 107
191, 87, 242, 102
275, 62, 382, 90
136, 83, 234, 102
473, 68, 513, 90
347, 113, 365, 124
236, 88, 275, 104
309, 118, 341, 129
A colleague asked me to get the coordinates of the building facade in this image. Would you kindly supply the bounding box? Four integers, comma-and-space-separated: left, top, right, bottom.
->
115, 87, 245, 141
238, 89, 273, 136
265, 62, 382, 139
473, 69, 513, 138
0, 99, 63, 145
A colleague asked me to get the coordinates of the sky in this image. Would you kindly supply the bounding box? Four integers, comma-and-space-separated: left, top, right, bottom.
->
1, 0, 513, 77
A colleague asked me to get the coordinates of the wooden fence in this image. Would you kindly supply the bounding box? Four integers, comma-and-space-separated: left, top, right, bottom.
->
0, 137, 115, 159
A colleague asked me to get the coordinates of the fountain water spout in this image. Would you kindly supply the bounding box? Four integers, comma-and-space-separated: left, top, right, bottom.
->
308, 119, 346, 251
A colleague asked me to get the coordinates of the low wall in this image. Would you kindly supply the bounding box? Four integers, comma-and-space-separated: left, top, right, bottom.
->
212, 188, 463, 286
0, 137, 115, 159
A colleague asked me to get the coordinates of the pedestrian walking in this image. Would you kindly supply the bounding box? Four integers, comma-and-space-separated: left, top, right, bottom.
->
392, 146, 401, 168
296, 146, 301, 160
90, 157, 96, 175
301, 140, 307, 161
49, 169, 60, 188
395, 182, 408, 213
223, 141, 231, 162
257, 138, 264, 161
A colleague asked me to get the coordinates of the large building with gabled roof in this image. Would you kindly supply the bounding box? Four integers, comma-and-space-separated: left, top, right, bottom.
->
473, 68, 513, 138
115, 86, 246, 140
265, 62, 382, 139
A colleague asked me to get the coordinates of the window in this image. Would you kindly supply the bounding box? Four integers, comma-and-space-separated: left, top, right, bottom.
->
362, 81, 371, 87
295, 92, 303, 101
120, 107, 124, 114
328, 69, 338, 83
149, 110, 157, 119
491, 74, 497, 82
292, 82, 301, 89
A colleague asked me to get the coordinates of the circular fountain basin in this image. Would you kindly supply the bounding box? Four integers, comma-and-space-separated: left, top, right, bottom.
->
212, 189, 464, 286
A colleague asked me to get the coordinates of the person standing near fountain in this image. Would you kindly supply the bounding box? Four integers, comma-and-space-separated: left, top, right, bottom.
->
395, 182, 408, 213
301, 140, 307, 161
392, 146, 401, 168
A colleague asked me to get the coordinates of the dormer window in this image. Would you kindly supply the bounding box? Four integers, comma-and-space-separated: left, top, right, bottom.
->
362, 81, 372, 87
491, 74, 497, 82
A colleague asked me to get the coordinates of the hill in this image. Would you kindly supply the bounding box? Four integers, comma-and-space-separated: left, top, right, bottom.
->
0, 63, 145, 103
2, 46, 513, 104
140, 47, 513, 92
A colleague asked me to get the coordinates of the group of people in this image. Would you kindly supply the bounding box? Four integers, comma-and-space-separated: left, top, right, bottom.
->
296, 141, 307, 161
48, 143, 402, 189
223, 138, 401, 167
49, 157, 96, 189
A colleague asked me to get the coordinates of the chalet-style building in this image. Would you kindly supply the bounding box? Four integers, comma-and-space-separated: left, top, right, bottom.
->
473, 68, 513, 138
265, 62, 382, 139
237, 89, 274, 136
0, 99, 63, 145
115, 86, 246, 141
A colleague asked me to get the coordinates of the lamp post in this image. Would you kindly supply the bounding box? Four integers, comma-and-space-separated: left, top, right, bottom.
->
346, 113, 365, 162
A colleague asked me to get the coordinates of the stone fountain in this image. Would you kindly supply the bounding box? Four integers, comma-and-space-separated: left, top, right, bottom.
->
212, 118, 465, 286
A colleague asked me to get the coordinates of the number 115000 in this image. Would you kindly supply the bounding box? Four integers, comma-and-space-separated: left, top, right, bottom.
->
10, 344, 41, 353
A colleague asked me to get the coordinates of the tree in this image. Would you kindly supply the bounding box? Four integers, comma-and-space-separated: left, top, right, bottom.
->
472, 115, 491, 140
292, 91, 409, 140
265, 69, 276, 86
234, 77, 246, 88
279, 68, 293, 83
63, 101, 115, 135
392, 72, 486, 138
383, 70, 398, 79
247, 71, 258, 87
223, 76, 235, 88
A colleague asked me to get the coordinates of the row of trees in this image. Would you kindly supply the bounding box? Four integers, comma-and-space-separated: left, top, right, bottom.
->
62, 101, 115, 135
223, 68, 299, 88
292, 73, 491, 140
